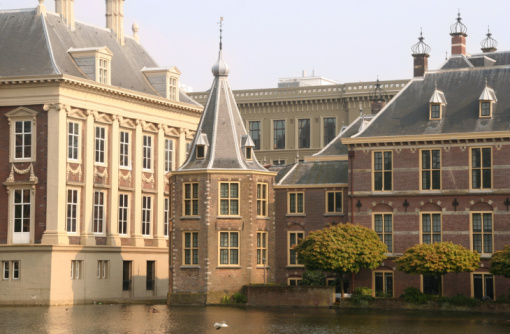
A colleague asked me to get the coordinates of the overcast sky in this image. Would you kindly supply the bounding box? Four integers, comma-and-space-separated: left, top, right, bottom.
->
3, 1, 510, 91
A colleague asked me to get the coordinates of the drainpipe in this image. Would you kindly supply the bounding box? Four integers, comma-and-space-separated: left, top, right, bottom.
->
348, 149, 355, 224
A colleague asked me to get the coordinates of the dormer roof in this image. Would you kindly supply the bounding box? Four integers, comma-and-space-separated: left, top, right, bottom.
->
479, 85, 497, 101
178, 50, 267, 172
429, 88, 447, 104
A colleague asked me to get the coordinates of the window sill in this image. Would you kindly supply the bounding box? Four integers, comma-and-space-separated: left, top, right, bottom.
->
119, 166, 132, 171
11, 158, 36, 163
217, 215, 242, 219
256, 217, 270, 220
286, 214, 306, 217
256, 265, 271, 269
180, 216, 201, 220
181, 265, 200, 269
480, 254, 492, 259
286, 265, 305, 269
324, 213, 344, 217
216, 266, 242, 269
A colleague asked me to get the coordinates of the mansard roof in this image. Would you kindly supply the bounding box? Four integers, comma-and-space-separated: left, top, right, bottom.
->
276, 161, 348, 186
178, 51, 267, 172
0, 8, 199, 105
351, 52, 510, 139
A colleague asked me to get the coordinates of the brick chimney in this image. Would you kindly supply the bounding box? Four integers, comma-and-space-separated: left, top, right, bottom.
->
369, 79, 387, 114
106, 0, 125, 45
411, 30, 430, 77
55, 0, 75, 30
450, 12, 468, 55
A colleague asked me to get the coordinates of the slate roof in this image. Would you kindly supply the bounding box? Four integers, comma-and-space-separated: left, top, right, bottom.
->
178, 51, 267, 172
276, 161, 348, 186
353, 54, 510, 138
0, 8, 199, 105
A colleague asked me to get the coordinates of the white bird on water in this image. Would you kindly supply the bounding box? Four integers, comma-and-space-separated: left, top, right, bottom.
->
214, 321, 228, 330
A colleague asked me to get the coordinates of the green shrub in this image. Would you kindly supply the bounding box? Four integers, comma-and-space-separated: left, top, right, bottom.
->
300, 270, 326, 286
401, 287, 434, 304
351, 293, 375, 304
353, 287, 373, 296
231, 292, 247, 304
437, 294, 480, 307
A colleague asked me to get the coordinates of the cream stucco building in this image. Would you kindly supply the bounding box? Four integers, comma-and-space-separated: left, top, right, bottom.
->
0, 0, 201, 305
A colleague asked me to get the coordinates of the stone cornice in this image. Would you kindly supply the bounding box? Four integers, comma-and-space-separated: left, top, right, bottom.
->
0, 74, 203, 115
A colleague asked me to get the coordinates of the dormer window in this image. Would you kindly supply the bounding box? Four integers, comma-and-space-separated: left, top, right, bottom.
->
246, 147, 253, 160
429, 86, 447, 120
68, 47, 113, 85
142, 67, 181, 101
479, 82, 497, 118
196, 145, 205, 159
241, 135, 255, 161
480, 101, 491, 117
195, 133, 209, 160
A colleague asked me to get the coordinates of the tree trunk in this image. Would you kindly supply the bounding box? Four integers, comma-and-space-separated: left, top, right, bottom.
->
340, 273, 345, 298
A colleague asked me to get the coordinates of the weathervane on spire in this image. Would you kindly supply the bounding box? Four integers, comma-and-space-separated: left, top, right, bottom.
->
218, 17, 224, 51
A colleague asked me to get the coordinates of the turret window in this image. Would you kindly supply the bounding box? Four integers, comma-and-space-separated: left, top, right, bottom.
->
430, 104, 441, 120
245, 147, 252, 160
196, 145, 205, 159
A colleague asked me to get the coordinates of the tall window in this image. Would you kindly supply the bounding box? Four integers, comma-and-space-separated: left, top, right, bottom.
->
374, 151, 392, 191
219, 232, 239, 265
71, 260, 82, 280
118, 194, 129, 235
97, 260, 109, 279
471, 148, 492, 189
146, 261, 155, 290
288, 192, 304, 214
183, 183, 199, 216
273, 120, 285, 149
164, 198, 170, 237
93, 191, 105, 234
298, 119, 310, 148
13, 189, 31, 244
473, 273, 494, 300
288, 231, 304, 266
142, 196, 152, 236
374, 214, 393, 252
423, 275, 441, 295
421, 149, 440, 190
480, 101, 491, 117
249, 121, 261, 150
143, 135, 152, 170
326, 191, 342, 213
122, 261, 132, 291
165, 139, 174, 172
421, 213, 441, 244
471, 212, 493, 254
119, 131, 130, 168
374, 271, 393, 297
256, 183, 268, 217
183, 232, 199, 265
95, 126, 106, 164
430, 104, 441, 119
99, 58, 109, 84
219, 182, 239, 216
323, 117, 336, 146
15, 120, 32, 159
2, 261, 9, 280
66, 189, 78, 233
257, 232, 267, 266
68, 122, 79, 160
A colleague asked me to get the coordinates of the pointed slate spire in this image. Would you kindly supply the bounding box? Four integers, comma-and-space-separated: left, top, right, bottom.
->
179, 20, 266, 172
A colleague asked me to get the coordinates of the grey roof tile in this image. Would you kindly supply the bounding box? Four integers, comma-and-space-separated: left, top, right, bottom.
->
276, 161, 348, 185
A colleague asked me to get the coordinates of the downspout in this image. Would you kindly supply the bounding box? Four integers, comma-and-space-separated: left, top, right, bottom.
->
348, 148, 355, 224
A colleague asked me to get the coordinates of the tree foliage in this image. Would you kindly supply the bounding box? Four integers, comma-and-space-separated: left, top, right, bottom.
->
294, 223, 387, 275
300, 270, 326, 286
490, 245, 510, 278
396, 242, 480, 275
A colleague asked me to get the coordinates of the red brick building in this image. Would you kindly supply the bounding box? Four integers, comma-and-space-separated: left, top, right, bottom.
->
275, 14, 510, 300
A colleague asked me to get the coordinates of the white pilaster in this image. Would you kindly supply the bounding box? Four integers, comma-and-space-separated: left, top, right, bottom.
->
108, 116, 120, 246
81, 110, 96, 245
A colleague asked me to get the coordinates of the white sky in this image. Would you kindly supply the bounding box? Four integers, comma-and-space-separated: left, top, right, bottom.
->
3, 0, 510, 91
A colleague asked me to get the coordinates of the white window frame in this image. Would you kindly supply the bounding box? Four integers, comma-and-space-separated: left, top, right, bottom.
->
98, 57, 110, 85
164, 138, 174, 172
2, 261, 10, 280
94, 126, 107, 165
71, 260, 83, 280
119, 130, 131, 169
10, 188, 34, 244
142, 196, 152, 236
164, 198, 170, 237
97, 260, 109, 279
66, 188, 79, 234
142, 135, 153, 171
118, 193, 129, 235
93, 191, 106, 234
68, 121, 80, 161
6, 107, 38, 163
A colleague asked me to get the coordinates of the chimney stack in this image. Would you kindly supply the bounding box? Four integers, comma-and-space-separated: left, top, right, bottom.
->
411, 30, 430, 77
55, 0, 75, 30
450, 12, 468, 56
106, 0, 125, 45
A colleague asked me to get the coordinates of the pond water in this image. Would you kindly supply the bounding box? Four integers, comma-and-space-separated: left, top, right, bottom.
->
1, 304, 509, 334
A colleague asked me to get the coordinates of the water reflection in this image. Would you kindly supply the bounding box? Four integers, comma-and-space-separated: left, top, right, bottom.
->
0, 304, 509, 333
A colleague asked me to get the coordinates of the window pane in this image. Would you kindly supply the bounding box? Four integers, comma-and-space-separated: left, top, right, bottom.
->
374, 215, 383, 233
422, 150, 430, 169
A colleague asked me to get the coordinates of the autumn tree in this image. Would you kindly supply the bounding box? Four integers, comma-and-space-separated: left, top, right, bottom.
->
395, 242, 480, 296
294, 223, 387, 297
490, 245, 510, 278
